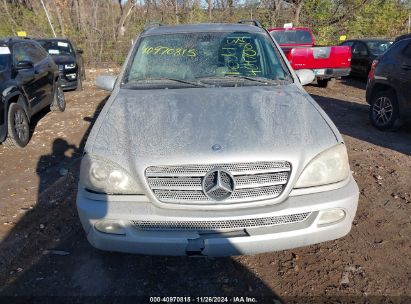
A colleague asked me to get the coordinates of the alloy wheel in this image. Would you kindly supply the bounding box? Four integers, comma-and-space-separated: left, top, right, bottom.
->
372, 96, 393, 126
14, 109, 29, 142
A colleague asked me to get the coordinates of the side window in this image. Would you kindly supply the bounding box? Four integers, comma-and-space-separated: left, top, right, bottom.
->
403, 41, 411, 59
12, 42, 31, 64
32, 43, 48, 61
341, 41, 354, 47
380, 41, 400, 61
353, 42, 367, 56
69, 41, 77, 53
25, 43, 46, 64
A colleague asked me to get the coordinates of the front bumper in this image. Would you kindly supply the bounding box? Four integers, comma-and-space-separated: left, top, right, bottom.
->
76, 177, 359, 257
58, 68, 78, 90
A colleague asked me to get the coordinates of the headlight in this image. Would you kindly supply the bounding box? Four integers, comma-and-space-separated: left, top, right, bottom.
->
80, 154, 143, 194
64, 63, 76, 69
294, 144, 350, 188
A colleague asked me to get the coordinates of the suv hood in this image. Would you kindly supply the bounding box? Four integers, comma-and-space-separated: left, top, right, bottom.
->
89, 84, 338, 176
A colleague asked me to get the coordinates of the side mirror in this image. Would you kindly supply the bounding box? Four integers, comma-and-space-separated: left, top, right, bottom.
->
95, 75, 117, 92
295, 69, 315, 86
77, 49, 84, 54
15, 60, 34, 70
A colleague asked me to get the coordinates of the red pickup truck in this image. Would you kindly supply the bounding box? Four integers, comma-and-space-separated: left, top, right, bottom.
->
268, 27, 352, 88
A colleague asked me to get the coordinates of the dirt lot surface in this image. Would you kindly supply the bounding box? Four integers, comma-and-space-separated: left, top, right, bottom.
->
0, 71, 410, 303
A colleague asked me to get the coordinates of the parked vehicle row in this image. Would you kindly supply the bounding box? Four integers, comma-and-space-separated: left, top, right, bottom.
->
0, 37, 65, 148
337, 36, 411, 130
36, 38, 85, 91
340, 38, 392, 77
267, 27, 410, 131
366, 37, 411, 130
0, 36, 85, 149
268, 27, 352, 88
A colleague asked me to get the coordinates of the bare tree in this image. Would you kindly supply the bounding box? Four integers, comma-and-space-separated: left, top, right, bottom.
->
208, 0, 213, 21
117, 0, 136, 38
53, 0, 65, 37
2, 0, 18, 29
283, 0, 305, 26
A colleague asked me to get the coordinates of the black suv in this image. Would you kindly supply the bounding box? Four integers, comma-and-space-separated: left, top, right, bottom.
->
36, 38, 85, 90
366, 38, 411, 130
340, 39, 393, 77
0, 37, 65, 148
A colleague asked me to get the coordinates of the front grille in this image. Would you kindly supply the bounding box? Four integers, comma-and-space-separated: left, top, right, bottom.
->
131, 212, 310, 231
146, 161, 291, 204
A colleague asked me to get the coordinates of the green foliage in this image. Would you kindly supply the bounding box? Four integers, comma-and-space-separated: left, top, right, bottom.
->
302, 0, 410, 44
342, 0, 409, 39
1, 0, 410, 64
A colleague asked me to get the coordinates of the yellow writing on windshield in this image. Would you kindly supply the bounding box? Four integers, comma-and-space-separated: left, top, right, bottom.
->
142, 46, 196, 57
221, 36, 261, 76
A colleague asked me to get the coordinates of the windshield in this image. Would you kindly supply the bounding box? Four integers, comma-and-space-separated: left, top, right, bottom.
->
366, 41, 392, 56
37, 40, 74, 56
270, 30, 312, 45
124, 31, 291, 88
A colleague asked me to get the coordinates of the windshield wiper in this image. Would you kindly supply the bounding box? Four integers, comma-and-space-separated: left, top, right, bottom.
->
197, 75, 279, 85
128, 77, 209, 88
223, 75, 277, 85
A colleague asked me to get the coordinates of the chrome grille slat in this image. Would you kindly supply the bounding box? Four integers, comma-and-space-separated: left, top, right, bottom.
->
147, 177, 203, 190
154, 189, 206, 201
147, 172, 289, 190
146, 161, 290, 177
154, 185, 284, 203
235, 172, 288, 187
146, 162, 291, 204
131, 212, 310, 231
231, 185, 283, 199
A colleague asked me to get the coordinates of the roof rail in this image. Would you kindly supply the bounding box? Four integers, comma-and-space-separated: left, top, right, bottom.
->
238, 20, 262, 28
11, 36, 32, 40
0, 36, 31, 43
144, 22, 165, 30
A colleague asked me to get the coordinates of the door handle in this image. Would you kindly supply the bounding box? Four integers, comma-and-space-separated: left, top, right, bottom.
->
401, 64, 411, 70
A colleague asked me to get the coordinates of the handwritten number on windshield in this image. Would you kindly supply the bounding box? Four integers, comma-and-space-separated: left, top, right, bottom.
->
142, 46, 196, 57
221, 36, 261, 76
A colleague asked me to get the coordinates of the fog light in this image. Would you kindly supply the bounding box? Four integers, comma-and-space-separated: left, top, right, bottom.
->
317, 209, 345, 226
95, 220, 126, 235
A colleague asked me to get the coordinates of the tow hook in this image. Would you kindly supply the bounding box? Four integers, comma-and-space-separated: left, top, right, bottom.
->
186, 237, 205, 256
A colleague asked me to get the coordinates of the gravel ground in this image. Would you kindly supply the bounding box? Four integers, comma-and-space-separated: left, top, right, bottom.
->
0, 71, 410, 303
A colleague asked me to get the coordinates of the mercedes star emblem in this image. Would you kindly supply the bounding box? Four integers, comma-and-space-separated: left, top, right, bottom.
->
202, 168, 235, 201
212, 144, 222, 151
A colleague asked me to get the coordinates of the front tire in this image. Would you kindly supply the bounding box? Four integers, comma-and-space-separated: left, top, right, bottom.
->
369, 90, 399, 131
3, 103, 30, 149
317, 78, 335, 88
51, 81, 66, 112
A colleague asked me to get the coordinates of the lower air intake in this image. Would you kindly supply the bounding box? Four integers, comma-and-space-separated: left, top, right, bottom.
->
131, 212, 311, 231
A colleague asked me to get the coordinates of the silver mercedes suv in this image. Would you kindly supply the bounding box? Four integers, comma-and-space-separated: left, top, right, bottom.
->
76, 22, 359, 256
